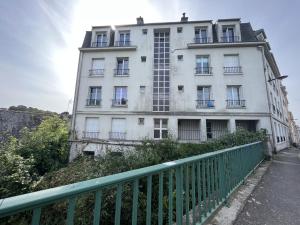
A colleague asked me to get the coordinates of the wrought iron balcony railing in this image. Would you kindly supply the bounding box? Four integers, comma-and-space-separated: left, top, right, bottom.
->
109, 132, 126, 140
196, 100, 215, 108
194, 37, 212, 44
89, 69, 104, 76
224, 66, 242, 74
91, 42, 108, 47
86, 99, 101, 106
195, 67, 212, 75
220, 36, 240, 43
82, 131, 100, 140
115, 41, 131, 47
112, 98, 128, 106
226, 100, 246, 108
114, 69, 129, 76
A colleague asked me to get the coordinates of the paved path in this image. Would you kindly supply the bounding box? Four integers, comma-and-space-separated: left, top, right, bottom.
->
234, 147, 300, 225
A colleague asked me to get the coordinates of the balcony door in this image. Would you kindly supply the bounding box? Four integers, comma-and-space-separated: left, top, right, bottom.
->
114, 87, 127, 105
111, 118, 126, 139
227, 86, 240, 101
85, 117, 99, 139
96, 33, 107, 46
119, 32, 130, 46
222, 27, 234, 42
196, 56, 209, 74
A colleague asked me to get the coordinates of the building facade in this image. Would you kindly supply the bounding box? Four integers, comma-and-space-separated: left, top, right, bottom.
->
70, 15, 290, 159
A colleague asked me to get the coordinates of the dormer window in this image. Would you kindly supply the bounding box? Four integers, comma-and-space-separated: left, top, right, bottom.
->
221, 26, 239, 43
116, 31, 130, 46
195, 27, 209, 43
92, 32, 107, 47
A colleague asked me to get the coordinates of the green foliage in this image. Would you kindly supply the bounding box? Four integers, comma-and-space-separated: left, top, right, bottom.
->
0, 116, 70, 198
30, 129, 266, 225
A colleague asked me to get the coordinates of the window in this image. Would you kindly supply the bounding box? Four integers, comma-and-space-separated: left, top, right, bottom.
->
227, 86, 245, 107
142, 29, 148, 34
177, 27, 183, 33
113, 86, 127, 106
138, 118, 144, 125
110, 118, 126, 140
84, 117, 100, 139
154, 119, 168, 139
140, 85, 146, 93
118, 31, 130, 46
90, 59, 104, 75
178, 85, 184, 92
115, 58, 129, 75
197, 86, 214, 108
222, 26, 235, 42
94, 32, 107, 47
141, 56, 146, 62
196, 56, 210, 74
177, 55, 183, 61
87, 87, 101, 106
195, 27, 208, 43
224, 55, 241, 73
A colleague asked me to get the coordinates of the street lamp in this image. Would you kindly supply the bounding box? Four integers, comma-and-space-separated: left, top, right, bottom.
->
268, 75, 288, 82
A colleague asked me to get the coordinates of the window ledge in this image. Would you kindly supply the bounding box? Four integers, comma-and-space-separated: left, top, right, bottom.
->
112, 105, 128, 108
195, 73, 213, 76
224, 72, 243, 75
88, 75, 104, 77
114, 75, 130, 77
226, 106, 246, 109
85, 105, 101, 108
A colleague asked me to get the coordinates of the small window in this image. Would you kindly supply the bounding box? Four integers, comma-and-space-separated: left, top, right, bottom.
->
140, 85, 146, 93
138, 118, 144, 125
141, 56, 146, 62
142, 29, 148, 34
178, 85, 184, 92
177, 27, 183, 33
177, 55, 183, 61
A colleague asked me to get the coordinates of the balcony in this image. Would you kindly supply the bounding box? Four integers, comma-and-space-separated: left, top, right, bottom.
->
91, 42, 108, 48
226, 100, 246, 108
114, 69, 129, 76
112, 98, 128, 107
224, 66, 242, 74
115, 41, 131, 47
109, 132, 126, 140
82, 131, 100, 140
196, 100, 215, 108
194, 37, 212, 44
86, 99, 101, 106
89, 69, 104, 76
220, 36, 240, 43
195, 67, 212, 75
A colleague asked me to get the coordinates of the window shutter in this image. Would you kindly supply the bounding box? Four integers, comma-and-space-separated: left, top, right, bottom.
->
112, 118, 126, 132
85, 118, 99, 132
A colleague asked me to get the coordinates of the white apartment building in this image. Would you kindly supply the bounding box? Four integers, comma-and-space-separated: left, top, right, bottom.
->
70, 15, 290, 159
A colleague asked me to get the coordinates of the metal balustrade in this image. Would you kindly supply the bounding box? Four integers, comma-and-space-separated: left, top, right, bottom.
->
195, 67, 212, 75
220, 36, 240, 43
86, 99, 101, 106
89, 69, 105, 76
194, 37, 211, 44
115, 41, 131, 47
112, 98, 128, 106
114, 69, 129, 76
226, 100, 246, 108
0, 141, 265, 225
109, 132, 127, 140
91, 42, 108, 48
224, 66, 242, 74
82, 131, 100, 140
196, 100, 215, 108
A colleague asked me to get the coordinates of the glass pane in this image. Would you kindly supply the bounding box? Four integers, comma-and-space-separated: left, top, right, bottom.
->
162, 119, 168, 128
154, 119, 160, 128
154, 130, 160, 138
162, 130, 168, 138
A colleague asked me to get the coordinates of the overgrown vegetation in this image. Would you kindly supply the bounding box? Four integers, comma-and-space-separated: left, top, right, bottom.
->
32, 129, 266, 225
0, 116, 70, 199
0, 127, 267, 225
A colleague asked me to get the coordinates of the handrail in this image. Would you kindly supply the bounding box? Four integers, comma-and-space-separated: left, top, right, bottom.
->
0, 141, 264, 224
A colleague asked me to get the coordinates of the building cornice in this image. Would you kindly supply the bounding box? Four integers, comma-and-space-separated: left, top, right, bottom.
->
79, 46, 137, 52
187, 41, 266, 49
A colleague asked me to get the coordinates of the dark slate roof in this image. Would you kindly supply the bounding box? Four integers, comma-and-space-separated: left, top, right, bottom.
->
240, 23, 258, 42
81, 22, 259, 48
81, 31, 92, 48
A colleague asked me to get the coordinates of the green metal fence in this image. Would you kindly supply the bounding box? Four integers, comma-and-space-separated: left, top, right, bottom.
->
0, 141, 265, 225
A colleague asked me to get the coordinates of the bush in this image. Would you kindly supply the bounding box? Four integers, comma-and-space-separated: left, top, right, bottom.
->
30, 129, 266, 225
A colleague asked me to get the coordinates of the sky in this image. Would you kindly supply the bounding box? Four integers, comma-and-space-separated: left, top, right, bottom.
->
0, 0, 299, 124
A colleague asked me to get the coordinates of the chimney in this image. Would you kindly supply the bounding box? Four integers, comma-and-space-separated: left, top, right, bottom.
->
136, 16, 144, 25
181, 13, 188, 22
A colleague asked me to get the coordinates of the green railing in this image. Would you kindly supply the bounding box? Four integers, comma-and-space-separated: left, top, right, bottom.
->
0, 141, 265, 225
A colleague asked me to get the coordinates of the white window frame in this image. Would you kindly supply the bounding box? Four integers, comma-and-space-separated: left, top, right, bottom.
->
96, 32, 107, 46
154, 119, 168, 139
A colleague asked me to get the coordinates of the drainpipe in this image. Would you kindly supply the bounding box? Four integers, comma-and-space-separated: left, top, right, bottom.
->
257, 45, 276, 156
